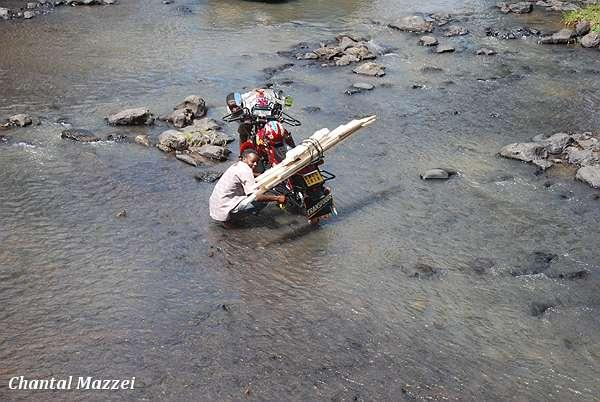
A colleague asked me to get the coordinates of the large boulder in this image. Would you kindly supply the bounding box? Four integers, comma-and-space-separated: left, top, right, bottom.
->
182, 126, 235, 147
576, 165, 600, 188
166, 108, 194, 128
174, 95, 206, 118
107, 108, 154, 125
353, 62, 385, 77
157, 129, 187, 152
61, 128, 100, 142
575, 20, 591, 37
499, 142, 548, 162
190, 117, 222, 132
389, 15, 433, 33
580, 32, 600, 48
542, 132, 572, 154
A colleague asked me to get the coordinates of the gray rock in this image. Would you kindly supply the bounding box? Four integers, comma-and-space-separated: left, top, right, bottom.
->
313, 46, 343, 60
498, 2, 533, 13
344, 45, 376, 60
389, 15, 433, 33
182, 128, 235, 147
190, 117, 222, 132
0, 135, 9, 144
0, 8, 10, 19
564, 146, 593, 164
335, 54, 360, 66
353, 82, 374, 90
540, 28, 576, 44
166, 108, 194, 128
23, 11, 35, 19
61, 128, 99, 142
576, 165, 600, 188
353, 62, 385, 77
580, 32, 600, 48
499, 142, 548, 162
134, 135, 150, 147
443, 25, 469, 37
420, 168, 451, 180
194, 170, 224, 183
296, 52, 318, 60
435, 44, 455, 53
575, 20, 591, 36
338, 36, 358, 50
107, 108, 154, 125
174, 95, 206, 119
176, 151, 207, 167
189, 145, 230, 161
27, 3, 38, 9
157, 129, 187, 152
476, 48, 497, 55
8, 114, 33, 127
543, 132, 572, 154
418, 35, 438, 46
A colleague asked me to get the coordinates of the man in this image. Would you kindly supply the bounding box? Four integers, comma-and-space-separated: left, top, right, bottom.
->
209, 149, 285, 224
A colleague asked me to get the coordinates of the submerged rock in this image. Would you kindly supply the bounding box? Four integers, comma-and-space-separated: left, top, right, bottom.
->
540, 29, 576, 45
435, 44, 456, 54
443, 25, 469, 37
418, 35, 438, 46
389, 15, 433, 33
8, 114, 33, 127
476, 48, 497, 55
61, 128, 99, 142
511, 251, 558, 277
353, 62, 385, 76
194, 170, 224, 182
107, 108, 154, 126
420, 168, 455, 180
134, 135, 150, 147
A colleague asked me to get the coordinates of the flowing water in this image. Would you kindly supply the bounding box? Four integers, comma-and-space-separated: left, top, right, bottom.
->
1, 0, 599, 400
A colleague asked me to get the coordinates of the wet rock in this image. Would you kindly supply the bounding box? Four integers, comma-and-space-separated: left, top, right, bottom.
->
499, 142, 548, 163
174, 95, 206, 118
182, 127, 235, 147
511, 251, 558, 276
105, 133, 127, 142
428, 12, 452, 26
409, 262, 446, 279
580, 32, 600, 48
60, 128, 99, 142
486, 26, 541, 40
134, 135, 150, 147
107, 108, 154, 126
575, 20, 591, 37
540, 29, 576, 44
194, 170, 224, 183
296, 52, 318, 60
157, 129, 187, 152
353, 82, 374, 90
345, 45, 376, 60
435, 44, 455, 54
468, 257, 496, 275
116, 209, 127, 218
353, 62, 385, 77
176, 151, 207, 167
420, 168, 455, 180
389, 15, 433, 33
23, 11, 35, 19
576, 165, 600, 188
530, 301, 556, 317
191, 117, 222, 132
0, 8, 10, 19
338, 35, 358, 50
476, 48, 497, 55
313, 46, 343, 60
542, 132, 572, 154
0, 135, 10, 144
421, 66, 444, 73
564, 146, 593, 165
165, 108, 194, 128
443, 25, 469, 37
189, 144, 230, 161
418, 35, 438, 46
497, 2, 533, 13
8, 114, 33, 127
303, 106, 321, 113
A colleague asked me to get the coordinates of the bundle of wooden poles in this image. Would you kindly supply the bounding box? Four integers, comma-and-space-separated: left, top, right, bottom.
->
242, 115, 377, 204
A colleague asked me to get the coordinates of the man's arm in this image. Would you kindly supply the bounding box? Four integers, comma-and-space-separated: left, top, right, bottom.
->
255, 194, 285, 204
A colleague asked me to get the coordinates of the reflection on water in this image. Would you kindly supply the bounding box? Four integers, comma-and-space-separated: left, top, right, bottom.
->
1, 0, 600, 400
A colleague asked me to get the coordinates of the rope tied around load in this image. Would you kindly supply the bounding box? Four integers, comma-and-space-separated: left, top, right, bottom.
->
300, 137, 324, 163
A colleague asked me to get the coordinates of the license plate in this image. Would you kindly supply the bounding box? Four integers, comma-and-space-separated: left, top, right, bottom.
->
303, 171, 324, 187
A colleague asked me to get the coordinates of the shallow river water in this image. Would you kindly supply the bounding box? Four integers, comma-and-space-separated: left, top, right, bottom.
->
1, 0, 599, 400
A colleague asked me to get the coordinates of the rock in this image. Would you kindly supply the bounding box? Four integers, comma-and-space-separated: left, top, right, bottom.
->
60, 128, 100, 142
335, 54, 360, 66
344, 45, 376, 60
134, 135, 150, 147
313, 46, 343, 60
576, 165, 600, 188
420, 168, 455, 180
190, 117, 222, 132
540, 29, 576, 44
468, 257, 496, 275
511, 251, 558, 276
443, 25, 469, 37
564, 146, 593, 165
303, 106, 321, 113
174, 95, 206, 119
194, 170, 224, 183
499, 142, 548, 163
389, 15, 433, 33
486, 26, 541, 40
0, 135, 10, 144
476, 48, 497, 55
189, 145, 230, 161
353, 62, 385, 77
8, 114, 33, 127
296, 52, 318, 60
497, 2, 533, 13
176, 151, 207, 167
0, 8, 10, 19
353, 82, 374, 90
107, 108, 154, 125
409, 262, 446, 279
27, 3, 38, 9
429, 12, 452, 26
575, 20, 591, 37
166, 107, 194, 128
580, 32, 600, 48
23, 11, 35, 19
435, 44, 455, 54
338, 35, 358, 50
157, 129, 187, 152
542, 132, 572, 154
182, 128, 235, 147
116, 209, 127, 218
418, 35, 438, 46
530, 301, 556, 317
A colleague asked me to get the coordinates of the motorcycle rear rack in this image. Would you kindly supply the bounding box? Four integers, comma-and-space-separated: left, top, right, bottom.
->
320, 169, 336, 182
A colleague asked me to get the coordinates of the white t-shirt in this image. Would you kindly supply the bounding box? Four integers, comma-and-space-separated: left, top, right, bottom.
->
209, 161, 257, 221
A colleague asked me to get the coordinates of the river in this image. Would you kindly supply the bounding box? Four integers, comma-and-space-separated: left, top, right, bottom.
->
0, 0, 599, 400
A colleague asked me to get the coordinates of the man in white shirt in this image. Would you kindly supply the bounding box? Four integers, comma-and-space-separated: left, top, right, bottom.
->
209, 149, 286, 224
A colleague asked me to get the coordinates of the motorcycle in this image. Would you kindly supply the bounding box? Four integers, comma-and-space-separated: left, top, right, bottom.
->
222, 88, 336, 223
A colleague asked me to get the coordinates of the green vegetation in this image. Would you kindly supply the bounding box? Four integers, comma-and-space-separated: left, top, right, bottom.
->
563, 5, 600, 32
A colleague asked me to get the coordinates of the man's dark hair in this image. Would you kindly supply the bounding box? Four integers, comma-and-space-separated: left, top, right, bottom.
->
240, 149, 258, 160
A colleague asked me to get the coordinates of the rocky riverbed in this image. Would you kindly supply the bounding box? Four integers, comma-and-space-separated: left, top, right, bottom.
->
1, 0, 599, 400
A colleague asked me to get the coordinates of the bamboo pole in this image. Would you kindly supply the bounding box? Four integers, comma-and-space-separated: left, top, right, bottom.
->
241, 115, 376, 205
